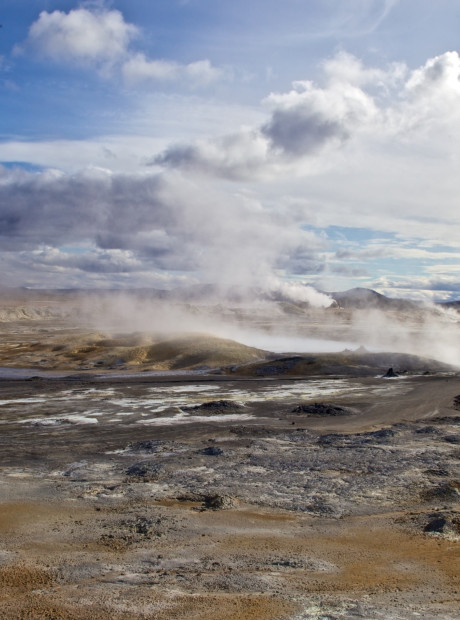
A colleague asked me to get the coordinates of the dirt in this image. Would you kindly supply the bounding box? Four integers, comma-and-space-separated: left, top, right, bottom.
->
0, 311, 459, 618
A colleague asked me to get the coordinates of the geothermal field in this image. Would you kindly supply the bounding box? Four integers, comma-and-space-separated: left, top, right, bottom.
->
0, 288, 459, 619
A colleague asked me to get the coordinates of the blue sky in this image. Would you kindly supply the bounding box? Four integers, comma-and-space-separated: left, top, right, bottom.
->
1, 0, 460, 301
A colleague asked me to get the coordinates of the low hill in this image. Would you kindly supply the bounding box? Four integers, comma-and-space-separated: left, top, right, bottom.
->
230, 350, 458, 378
330, 288, 420, 311
0, 332, 269, 371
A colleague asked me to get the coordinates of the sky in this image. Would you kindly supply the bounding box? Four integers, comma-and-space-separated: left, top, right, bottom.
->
1, 0, 460, 301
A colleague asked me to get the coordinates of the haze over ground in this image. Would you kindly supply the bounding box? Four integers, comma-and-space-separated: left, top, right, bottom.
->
1, 1, 460, 303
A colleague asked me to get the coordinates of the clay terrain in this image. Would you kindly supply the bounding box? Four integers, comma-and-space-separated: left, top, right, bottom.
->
0, 289, 459, 619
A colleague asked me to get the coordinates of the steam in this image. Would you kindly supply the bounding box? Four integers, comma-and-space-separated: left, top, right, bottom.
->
345, 306, 460, 368
71, 289, 460, 368
267, 280, 333, 307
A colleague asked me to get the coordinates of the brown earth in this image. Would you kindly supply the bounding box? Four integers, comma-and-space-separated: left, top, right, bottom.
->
0, 304, 459, 619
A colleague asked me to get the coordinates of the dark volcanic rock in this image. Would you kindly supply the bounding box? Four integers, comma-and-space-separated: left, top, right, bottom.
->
125, 461, 162, 482
420, 481, 460, 502
317, 433, 346, 447
421, 512, 460, 536
452, 395, 460, 410
183, 400, 243, 415
424, 469, 450, 477
415, 426, 441, 435
202, 494, 236, 510
200, 446, 224, 456
292, 402, 352, 416
364, 428, 396, 440
383, 367, 399, 378
229, 425, 285, 438
424, 515, 448, 533
254, 357, 305, 376
444, 434, 460, 444
127, 440, 163, 453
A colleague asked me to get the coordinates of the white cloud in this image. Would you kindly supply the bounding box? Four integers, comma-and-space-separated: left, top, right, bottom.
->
262, 75, 377, 156
405, 51, 460, 101
156, 50, 460, 179
154, 50, 460, 250
374, 274, 460, 302
335, 243, 460, 262
18, 7, 137, 68
4, 46, 460, 295
16, 6, 223, 86
122, 54, 223, 86
154, 52, 384, 177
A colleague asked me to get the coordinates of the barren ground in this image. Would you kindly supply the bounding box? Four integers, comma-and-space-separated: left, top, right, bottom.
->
0, 306, 459, 619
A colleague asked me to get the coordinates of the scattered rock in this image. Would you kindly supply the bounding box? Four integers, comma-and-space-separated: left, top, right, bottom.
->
424, 468, 450, 477
364, 428, 396, 440
420, 481, 460, 502
200, 446, 224, 456
415, 426, 441, 435
182, 400, 243, 415
125, 461, 162, 482
429, 415, 460, 425
424, 515, 448, 533
317, 433, 345, 447
444, 434, 460, 444
420, 512, 460, 536
291, 402, 352, 416
202, 494, 237, 510
127, 440, 163, 453
383, 367, 399, 378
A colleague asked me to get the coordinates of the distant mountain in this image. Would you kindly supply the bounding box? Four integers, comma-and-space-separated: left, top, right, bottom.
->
329, 288, 420, 311
5, 284, 459, 312
438, 300, 460, 311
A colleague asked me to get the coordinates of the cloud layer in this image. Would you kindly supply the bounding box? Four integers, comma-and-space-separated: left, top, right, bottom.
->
0, 164, 331, 302
3, 0, 460, 303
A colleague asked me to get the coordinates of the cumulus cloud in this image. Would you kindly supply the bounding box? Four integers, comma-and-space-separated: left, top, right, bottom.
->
262, 76, 377, 157
405, 51, 460, 101
154, 52, 384, 177
17, 7, 137, 68
154, 50, 460, 183
16, 6, 222, 85
154, 131, 270, 180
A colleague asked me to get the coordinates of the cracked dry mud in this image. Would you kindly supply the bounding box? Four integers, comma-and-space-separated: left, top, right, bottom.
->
0, 369, 459, 620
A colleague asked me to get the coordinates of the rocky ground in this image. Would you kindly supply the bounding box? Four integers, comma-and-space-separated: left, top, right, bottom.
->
0, 298, 459, 619
0, 369, 459, 619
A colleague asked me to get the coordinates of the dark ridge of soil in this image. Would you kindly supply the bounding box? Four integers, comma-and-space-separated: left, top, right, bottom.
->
182, 400, 244, 415
291, 402, 353, 416
231, 351, 458, 378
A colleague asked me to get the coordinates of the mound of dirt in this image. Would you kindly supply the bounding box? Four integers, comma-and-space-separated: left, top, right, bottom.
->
0, 331, 269, 371
182, 400, 244, 416
141, 334, 267, 370
231, 351, 458, 378
291, 402, 353, 416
